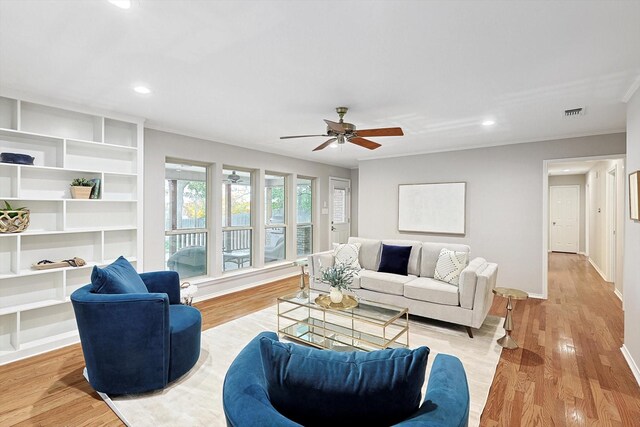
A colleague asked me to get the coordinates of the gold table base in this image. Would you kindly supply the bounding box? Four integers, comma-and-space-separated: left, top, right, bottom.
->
493, 287, 528, 350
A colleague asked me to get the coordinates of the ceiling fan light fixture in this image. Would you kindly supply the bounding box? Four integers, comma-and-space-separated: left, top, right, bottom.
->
329, 142, 338, 148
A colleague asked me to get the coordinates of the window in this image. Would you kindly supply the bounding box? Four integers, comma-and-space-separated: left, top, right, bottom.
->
164, 162, 207, 279
264, 173, 286, 263
296, 177, 313, 257
222, 169, 253, 271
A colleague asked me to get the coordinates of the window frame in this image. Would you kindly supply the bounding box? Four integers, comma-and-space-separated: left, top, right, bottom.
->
264, 172, 287, 264
221, 167, 254, 272
164, 160, 209, 279
296, 176, 314, 257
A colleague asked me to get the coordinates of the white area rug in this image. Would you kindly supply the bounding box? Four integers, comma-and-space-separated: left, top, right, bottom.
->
108, 307, 503, 427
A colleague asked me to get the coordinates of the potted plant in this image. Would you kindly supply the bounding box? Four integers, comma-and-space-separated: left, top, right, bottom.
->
0, 201, 30, 233
319, 262, 360, 304
70, 178, 94, 199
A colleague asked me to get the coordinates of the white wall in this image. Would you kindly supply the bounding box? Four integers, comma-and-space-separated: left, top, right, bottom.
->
548, 174, 586, 253
623, 87, 640, 382
144, 128, 351, 294
350, 168, 359, 236
358, 133, 625, 297
586, 159, 626, 291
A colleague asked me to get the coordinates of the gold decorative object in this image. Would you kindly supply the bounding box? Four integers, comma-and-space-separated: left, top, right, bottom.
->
492, 287, 529, 349
0, 209, 30, 233
314, 294, 358, 310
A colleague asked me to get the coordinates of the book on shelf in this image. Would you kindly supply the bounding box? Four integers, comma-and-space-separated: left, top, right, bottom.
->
89, 178, 101, 199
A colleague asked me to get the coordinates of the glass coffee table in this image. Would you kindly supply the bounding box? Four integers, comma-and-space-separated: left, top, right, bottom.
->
277, 292, 409, 352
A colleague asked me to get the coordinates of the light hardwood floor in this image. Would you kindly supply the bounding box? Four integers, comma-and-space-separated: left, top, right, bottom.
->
1, 253, 639, 426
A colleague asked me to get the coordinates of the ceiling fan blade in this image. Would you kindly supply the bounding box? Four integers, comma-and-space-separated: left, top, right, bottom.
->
356, 127, 404, 137
324, 119, 345, 133
313, 138, 337, 152
350, 137, 382, 150
280, 134, 328, 139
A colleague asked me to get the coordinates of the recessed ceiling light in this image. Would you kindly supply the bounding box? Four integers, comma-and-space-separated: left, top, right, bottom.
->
482, 120, 495, 126
133, 85, 151, 94
108, 0, 131, 9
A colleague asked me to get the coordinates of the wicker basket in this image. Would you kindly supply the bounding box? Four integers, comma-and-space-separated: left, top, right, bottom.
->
71, 186, 92, 199
0, 209, 30, 233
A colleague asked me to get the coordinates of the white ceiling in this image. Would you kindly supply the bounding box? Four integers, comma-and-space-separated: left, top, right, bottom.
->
1, 1, 639, 168
547, 160, 597, 176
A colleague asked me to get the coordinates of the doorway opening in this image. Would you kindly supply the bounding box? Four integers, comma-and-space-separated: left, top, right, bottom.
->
542, 155, 625, 300
329, 177, 351, 245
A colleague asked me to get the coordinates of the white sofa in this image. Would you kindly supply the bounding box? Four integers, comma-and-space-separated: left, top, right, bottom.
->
308, 237, 498, 337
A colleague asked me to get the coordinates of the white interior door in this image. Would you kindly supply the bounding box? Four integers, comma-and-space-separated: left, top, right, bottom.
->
330, 178, 351, 245
550, 185, 580, 253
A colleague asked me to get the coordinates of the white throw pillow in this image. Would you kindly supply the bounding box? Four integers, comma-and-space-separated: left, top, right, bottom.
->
333, 243, 362, 269
434, 248, 468, 286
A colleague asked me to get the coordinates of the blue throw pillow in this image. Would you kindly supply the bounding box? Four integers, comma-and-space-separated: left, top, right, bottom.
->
91, 256, 148, 294
259, 336, 429, 427
378, 244, 412, 276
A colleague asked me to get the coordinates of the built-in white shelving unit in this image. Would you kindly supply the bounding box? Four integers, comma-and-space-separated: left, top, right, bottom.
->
0, 94, 143, 364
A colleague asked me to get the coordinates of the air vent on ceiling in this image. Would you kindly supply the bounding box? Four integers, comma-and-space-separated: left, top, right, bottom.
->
564, 107, 584, 117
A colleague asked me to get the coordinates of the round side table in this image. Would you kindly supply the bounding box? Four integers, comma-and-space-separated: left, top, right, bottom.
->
493, 287, 528, 349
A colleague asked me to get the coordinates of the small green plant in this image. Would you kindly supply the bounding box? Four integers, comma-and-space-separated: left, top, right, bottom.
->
1, 201, 27, 218
320, 262, 360, 292
71, 178, 94, 187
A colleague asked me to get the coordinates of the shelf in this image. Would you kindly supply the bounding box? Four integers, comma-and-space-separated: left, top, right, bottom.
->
20, 102, 102, 142
0, 299, 66, 316
0, 97, 17, 130
19, 302, 78, 348
0, 226, 136, 238
0, 128, 64, 168
65, 139, 137, 174
0, 257, 137, 280
0, 271, 64, 314
0, 95, 141, 364
104, 118, 137, 148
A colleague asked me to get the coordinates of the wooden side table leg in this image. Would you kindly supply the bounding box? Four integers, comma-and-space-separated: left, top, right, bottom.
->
497, 296, 519, 349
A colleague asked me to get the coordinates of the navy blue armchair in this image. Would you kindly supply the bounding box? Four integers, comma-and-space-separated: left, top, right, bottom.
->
71, 270, 202, 395
223, 332, 470, 427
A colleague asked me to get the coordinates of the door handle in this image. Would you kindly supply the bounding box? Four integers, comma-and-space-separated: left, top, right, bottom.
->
552, 222, 556, 225
331, 226, 336, 231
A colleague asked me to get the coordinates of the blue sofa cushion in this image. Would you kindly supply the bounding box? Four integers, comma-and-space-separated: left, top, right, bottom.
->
259, 336, 429, 427
91, 256, 148, 294
378, 244, 412, 276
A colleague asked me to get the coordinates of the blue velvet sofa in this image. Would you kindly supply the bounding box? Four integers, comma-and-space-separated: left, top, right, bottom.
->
223, 332, 470, 427
71, 269, 202, 395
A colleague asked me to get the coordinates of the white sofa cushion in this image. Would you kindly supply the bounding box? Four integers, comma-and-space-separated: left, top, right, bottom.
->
404, 277, 460, 306
380, 239, 422, 276
348, 237, 381, 271
333, 243, 361, 268
434, 248, 468, 286
359, 270, 416, 296
420, 242, 470, 278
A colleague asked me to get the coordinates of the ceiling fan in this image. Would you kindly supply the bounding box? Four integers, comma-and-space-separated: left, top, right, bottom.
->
280, 107, 404, 151
224, 171, 244, 184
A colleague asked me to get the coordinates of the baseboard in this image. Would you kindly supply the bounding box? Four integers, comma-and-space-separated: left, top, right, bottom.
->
578, 251, 586, 256
528, 293, 546, 300
621, 345, 640, 387
588, 257, 608, 281
614, 288, 623, 303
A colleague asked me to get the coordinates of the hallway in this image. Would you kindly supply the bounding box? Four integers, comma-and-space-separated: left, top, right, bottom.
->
481, 253, 640, 426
